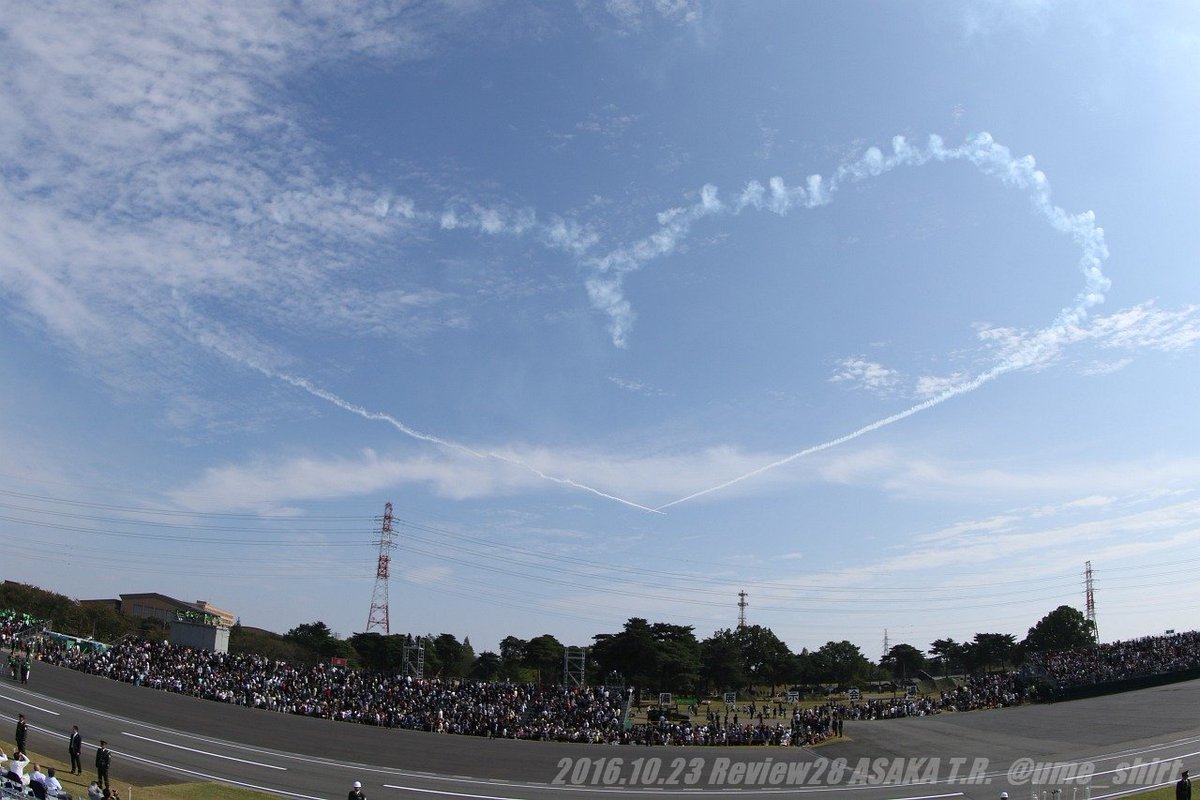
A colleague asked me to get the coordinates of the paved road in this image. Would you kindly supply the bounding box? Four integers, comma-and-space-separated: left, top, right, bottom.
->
4, 663, 1199, 800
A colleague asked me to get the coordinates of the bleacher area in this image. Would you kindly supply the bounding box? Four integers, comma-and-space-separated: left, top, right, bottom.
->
2, 779, 66, 800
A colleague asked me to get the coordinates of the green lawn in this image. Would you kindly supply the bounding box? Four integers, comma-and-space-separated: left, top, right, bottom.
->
0, 737, 276, 800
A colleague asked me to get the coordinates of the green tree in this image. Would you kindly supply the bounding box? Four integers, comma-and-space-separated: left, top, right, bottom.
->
650, 623, 701, 694
928, 638, 965, 676
734, 625, 793, 692
965, 633, 1018, 672
499, 636, 526, 669
431, 633, 467, 678
791, 648, 818, 686
285, 621, 340, 660
699, 629, 745, 693
348, 632, 406, 670
880, 643, 926, 681
813, 640, 871, 685
469, 651, 503, 681
591, 618, 659, 690
524, 633, 565, 684
1023, 606, 1096, 653
231, 625, 314, 663
459, 636, 476, 676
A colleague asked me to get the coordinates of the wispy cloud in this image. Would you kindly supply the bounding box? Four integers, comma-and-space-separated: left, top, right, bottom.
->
609, 376, 670, 397
830, 357, 900, 395
0, 3, 609, 408
0, 5, 489, 387
585, 0, 703, 34
911, 304, 1198, 397
576, 105, 640, 138
1080, 358, 1132, 376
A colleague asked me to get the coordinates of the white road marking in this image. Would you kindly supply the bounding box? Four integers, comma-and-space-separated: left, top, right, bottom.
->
0, 695, 61, 714
1064, 747, 1200, 780
385, 785, 966, 799
106, 747, 323, 800
121, 731, 287, 770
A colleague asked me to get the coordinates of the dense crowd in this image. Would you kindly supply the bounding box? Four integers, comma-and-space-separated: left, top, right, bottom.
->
20, 613, 1200, 747
44, 637, 630, 742
1027, 630, 1200, 688
0, 611, 42, 653
36, 634, 1036, 746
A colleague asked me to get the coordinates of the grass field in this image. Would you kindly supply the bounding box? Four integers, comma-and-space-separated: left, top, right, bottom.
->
0, 737, 274, 800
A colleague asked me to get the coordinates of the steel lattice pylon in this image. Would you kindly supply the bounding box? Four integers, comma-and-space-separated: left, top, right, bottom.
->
366, 502, 395, 634
1084, 560, 1098, 643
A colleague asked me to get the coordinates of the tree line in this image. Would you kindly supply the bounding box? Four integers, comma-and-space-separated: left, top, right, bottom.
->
3, 582, 1095, 694
251, 606, 1097, 695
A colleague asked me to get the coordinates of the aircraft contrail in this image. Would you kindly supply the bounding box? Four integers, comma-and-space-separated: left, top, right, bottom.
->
177, 307, 662, 514
269, 371, 664, 514
643, 133, 1109, 508
181, 132, 1110, 513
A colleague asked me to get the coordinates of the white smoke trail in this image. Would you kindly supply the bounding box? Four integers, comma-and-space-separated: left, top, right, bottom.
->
178, 306, 662, 514
181, 133, 1111, 513
637, 133, 1111, 508
270, 371, 663, 514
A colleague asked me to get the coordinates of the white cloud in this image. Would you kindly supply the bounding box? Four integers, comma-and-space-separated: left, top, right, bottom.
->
0, 2, 621, 431
609, 376, 670, 397
587, 0, 702, 34
830, 356, 900, 394
914, 303, 1199, 397
1081, 358, 1133, 376
914, 372, 972, 399
971, 302, 1200, 372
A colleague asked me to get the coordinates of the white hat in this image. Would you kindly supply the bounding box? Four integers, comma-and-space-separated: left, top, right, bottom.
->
353, 781, 361, 788
1001, 794, 1009, 799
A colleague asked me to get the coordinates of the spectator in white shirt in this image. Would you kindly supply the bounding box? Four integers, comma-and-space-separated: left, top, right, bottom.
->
44, 767, 66, 798
5, 751, 30, 785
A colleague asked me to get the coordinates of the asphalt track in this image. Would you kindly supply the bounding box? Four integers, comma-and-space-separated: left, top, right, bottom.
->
4, 662, 1200, 800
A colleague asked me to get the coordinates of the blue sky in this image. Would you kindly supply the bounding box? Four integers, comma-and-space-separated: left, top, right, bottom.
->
2, 1, 1199, 659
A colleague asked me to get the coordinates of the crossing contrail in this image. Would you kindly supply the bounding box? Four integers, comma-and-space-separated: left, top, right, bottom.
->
269, 371, 663, 514
183, 132, 1110, 513
178, 307, 662, 514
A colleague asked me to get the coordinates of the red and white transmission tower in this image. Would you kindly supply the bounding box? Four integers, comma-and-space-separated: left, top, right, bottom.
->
1084, 560, 1098, 643
366, 502, 396, 634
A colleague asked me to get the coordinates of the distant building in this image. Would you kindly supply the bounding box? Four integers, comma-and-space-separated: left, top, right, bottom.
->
80, 593, 236, 630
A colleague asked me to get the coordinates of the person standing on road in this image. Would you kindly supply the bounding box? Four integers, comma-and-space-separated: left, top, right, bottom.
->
15, 714, 27, 754
69, 725, 83, 775
1177, 770, 1191, 800
348, 779, 366, 799
95, 740, 111, 791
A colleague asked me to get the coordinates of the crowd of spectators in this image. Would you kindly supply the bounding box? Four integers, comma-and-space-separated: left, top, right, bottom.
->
44, 636, 630, 742
0, 610, 42, 653
36, 634, 1036, 746
1026, 631, 1200, 688
21, 615, 1200, 747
